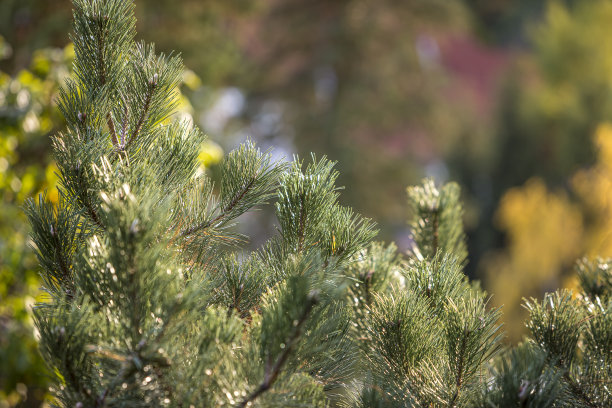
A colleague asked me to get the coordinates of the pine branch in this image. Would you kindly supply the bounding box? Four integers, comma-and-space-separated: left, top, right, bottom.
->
75, 168, 104, 229
120, 97, 129, 146
432, 208, 439, 256
52, 230, 74, 299
448, 332, 467, 408
237, 294, 318, 408
224, 176, 258, 216
25, 194, 84, 299
92, 13, 119, 147
107, 113, 119, 147
123, 75, 157, 151
180, 175, 257, 237
407, 179, 466, 263
87, 204, 104, 229
177, 142, 282, 251
180, 213, 220, 238
297, 194, 306, 253
564, 372, 599, 408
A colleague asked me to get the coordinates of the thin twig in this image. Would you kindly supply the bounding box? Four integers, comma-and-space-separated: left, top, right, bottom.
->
120, 96, 129, 146
237, 295, 318, 408
364, 269, 374, 305
75, 165, 104, 229
564, 372, 599, 408
95, 389, 108, 408
431, 209, 439, 256
87, 204, 104, 229
124, 78, 157, 151
107, 113, 119, 147
180, 177, 257, 237
297, 194, 306, 252
94, 17, 119, 147
448, 329, 468, 408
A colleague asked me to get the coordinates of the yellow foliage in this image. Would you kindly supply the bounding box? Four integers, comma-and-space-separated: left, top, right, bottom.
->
198, 139, 224, 168
534, 0, 612, 89
484, 0, 612, 342
182, 69, 202, 90
497, 178, 583, 278
572, 123, 612, 257
43, 162, 60, 204
487, 122, 612, 342
485, 179, 583, 342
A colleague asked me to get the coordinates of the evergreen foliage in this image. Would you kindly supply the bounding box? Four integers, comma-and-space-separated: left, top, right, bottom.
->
347, 180, 503, 407
407, 180, 467, 264
480, 258, 611, 407
29, 1, 369, 406
28, 1, 611, 407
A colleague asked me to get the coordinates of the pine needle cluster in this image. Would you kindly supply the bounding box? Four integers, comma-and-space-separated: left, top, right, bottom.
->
480, 259, 611, 407
345, 180, 502, 407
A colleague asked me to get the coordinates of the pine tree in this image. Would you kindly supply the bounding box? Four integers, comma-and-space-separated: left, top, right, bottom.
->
27, 1, 611, 407
27, 1, 375, 406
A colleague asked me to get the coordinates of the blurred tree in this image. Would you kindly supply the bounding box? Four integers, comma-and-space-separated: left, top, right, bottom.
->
0, 0, 512, 254
136, 0, 255, 85
501, 0, 612, 182
571, 125, 612, 258
483, 178, 583, 342
0, 0, 72, 73
0, 41, 71, 407
0, 0, 254, 83
239, 0, 477, 234
486, 123, 612, 343
460, 0, 582, 45
463, 0, 612, 288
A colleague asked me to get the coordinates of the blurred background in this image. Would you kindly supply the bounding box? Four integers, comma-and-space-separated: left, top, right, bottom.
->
3, 0, 612, 405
